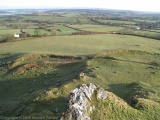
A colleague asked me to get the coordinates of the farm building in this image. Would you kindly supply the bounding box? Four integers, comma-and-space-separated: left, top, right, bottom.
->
14, 33, 20, 38
136, 27, 141, 30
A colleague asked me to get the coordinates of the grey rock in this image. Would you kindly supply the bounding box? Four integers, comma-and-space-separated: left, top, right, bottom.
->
79, 72, 85, 77
45, 91, 53, 95
79, 83, 96, 100
54, 108, 59, 113
89, 106, 95, 113
97, 88, 107, 100
60, 83, 96, 120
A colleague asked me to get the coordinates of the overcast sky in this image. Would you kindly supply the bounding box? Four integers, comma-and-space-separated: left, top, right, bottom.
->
0, 0, 160, 12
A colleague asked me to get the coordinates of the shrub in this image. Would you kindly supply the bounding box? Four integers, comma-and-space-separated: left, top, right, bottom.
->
0, 34, 14, 43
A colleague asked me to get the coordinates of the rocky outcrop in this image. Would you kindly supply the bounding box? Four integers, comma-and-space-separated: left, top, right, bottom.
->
60, 83, 97, 120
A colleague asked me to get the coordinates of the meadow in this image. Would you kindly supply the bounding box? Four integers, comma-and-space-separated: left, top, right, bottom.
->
97, 19, 136, 25
0, 29, 20, 35
22, 16, 79, 24
0, 34, 160, 55
69, 24, 124, 32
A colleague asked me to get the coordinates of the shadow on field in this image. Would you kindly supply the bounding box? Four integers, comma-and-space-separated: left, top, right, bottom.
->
0, 60, 87, 117
108, 83, 130, 100
0, 75, 69, 117
104, 56, 159, 66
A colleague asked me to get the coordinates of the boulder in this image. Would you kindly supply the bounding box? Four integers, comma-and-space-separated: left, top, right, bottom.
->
45, 91, 53, 95
54, 108, 59, 113
97, 88, 107, 100
79, 72, 84, 77
79, 83, 97, 100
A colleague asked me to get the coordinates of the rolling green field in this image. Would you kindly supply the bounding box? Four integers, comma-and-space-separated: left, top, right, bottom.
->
25, 29, 51, 36
77, 18, 96, 24
69, 24, 124, 32
133, 30, 160, 36
0, 25, 9, 29
0, 29, 20, 35
0, 28, 50, 36
97, 19, 136, 25
22, 16, 79, 23
0, 26, 76, 36
55, 25, 77, 35
0, 34, 159, 55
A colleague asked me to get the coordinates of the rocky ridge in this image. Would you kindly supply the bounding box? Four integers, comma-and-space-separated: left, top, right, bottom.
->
60, 83, 107, 120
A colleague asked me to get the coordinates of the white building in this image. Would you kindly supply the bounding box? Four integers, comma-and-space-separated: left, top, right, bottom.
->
136, 27, 141, 30
14, 33, 20, 38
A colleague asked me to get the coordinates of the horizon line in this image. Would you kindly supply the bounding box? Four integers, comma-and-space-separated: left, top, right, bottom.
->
0, 7, 160, 13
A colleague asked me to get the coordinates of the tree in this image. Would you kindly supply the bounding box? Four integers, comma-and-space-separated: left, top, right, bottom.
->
11, 24, 18, 29
50, 30, 56, 36
34, 29, 41, 37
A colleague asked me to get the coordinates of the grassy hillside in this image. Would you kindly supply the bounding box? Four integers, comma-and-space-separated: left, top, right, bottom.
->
0, 50, 160, 119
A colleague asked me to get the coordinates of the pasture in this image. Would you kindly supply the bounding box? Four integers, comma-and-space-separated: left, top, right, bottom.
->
22, 16, 79, 23
133, 30, 160, 36
69, 24, 124, 32
55, 25, 77, 35
0, 25, 9, 29
97, 19, 136, 25
0, 29, 20, 35
0, 34, 160, 55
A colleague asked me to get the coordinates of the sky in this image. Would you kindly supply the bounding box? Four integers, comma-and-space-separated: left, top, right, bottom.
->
0, 0, 160, 12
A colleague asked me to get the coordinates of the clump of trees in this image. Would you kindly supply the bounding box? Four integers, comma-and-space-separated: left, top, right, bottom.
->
50, 30, 56, 36
33, 28, 56, 37
72, 31, 93, 35
118, 31, 160, 40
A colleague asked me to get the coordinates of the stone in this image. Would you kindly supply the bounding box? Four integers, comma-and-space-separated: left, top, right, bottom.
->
79, 72, 85, 77
46, 91, 53, 95
97, 88, 107, 100
60, 83, 97, 120
56, 80, 62, 85
89, 106, 95, 113
54, 108, 59, 113
79, 83, 97, 100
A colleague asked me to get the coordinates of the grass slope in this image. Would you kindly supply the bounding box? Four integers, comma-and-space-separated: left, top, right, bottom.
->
0, 50, 160, 119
